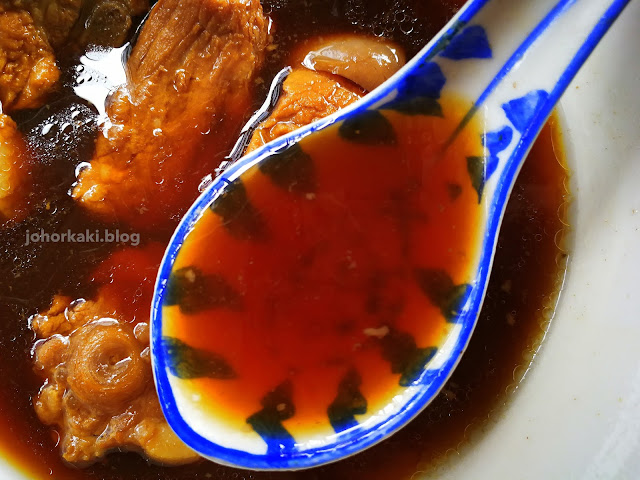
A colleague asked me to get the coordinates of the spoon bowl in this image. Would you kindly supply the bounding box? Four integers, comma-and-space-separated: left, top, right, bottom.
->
151, 0, 630, 470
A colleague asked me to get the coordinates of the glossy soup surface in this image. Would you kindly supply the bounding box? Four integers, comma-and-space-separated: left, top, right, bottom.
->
0, 0, 569, 479
164, 101, 484, 434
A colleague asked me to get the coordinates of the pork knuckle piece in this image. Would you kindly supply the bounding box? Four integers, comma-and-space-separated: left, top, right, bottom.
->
31, 244, 200, 465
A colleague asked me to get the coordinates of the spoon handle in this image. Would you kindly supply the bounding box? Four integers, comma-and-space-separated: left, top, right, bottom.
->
381, 0, 632, 208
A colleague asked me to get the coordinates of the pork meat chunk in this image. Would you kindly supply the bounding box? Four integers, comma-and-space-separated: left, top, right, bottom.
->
0, 4, 59, 112
0, 113, 32, 221
246, 68, 363, 153
72, 0, 268, 231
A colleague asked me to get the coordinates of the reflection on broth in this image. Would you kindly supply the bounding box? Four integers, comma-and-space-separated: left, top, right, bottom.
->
0, 0, 569, 479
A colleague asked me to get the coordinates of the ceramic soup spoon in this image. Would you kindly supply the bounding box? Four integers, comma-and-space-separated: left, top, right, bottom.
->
150, 0, 631, 470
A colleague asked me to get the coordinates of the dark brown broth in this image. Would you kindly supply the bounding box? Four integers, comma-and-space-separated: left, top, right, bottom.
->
0, 0, 568, 478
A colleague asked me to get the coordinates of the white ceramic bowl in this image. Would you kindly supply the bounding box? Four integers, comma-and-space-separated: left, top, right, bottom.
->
1, 1, 639, 478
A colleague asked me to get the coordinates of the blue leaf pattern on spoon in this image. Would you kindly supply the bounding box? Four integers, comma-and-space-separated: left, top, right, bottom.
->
440, 25, 492, 60
247, 381, 296, 456
482, 125, 513, 180
502, 90, 549, 133
401, 61, 447, 98
381, 62, 446, 115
